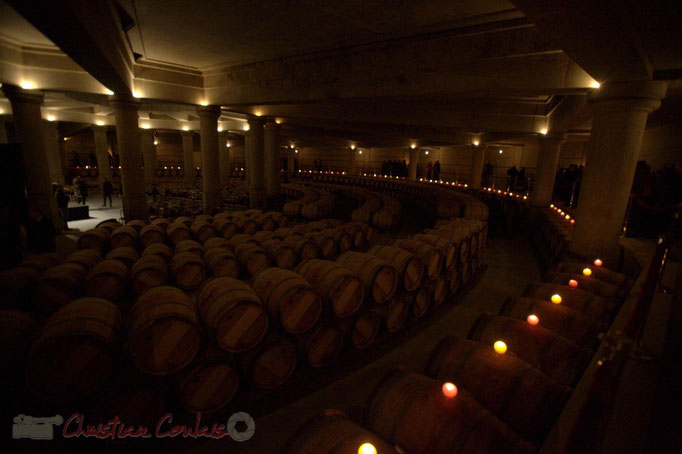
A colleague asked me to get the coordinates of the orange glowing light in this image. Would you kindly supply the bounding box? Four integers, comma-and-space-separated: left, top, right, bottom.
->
442, 382, 458, 398
594, 258, 603, 267
527, 314, 539, 325
569, 279, 578, 288
583, 268, 592, 276
358, 443, 377, 454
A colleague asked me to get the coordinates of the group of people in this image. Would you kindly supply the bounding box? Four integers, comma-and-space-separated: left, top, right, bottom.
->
506, 166, 527, 191
626, 161, 682, 237
312, 159, 325, 172
552, 164, 583, 205
425, 161, 441, 180
381, 160, 408, 177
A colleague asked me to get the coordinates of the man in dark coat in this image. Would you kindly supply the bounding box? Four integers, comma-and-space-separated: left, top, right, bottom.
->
102, 178, 113, 207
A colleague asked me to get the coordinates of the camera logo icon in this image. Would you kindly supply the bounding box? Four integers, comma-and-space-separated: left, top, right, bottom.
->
12, 414, 64, 440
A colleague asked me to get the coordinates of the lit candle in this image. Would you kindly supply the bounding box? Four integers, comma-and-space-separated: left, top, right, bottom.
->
527, 314, 539, 325
594, 258, 603, 267
551, 293, 562, 304
550, 204, 554, 208
442, 382, 458, 398
583, 268, 592, 276
569, 279, 578, 288
358, 443, 377, 454
570, 219, 575, 225
494, 340, 507, 354
565, 214, 570, 220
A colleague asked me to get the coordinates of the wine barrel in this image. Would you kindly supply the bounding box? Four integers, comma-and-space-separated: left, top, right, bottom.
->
127, 286, 200, 375
0, 267, 41, 308
296, 321, 345, 368
105, 247, 140, 269
131, 255, 168, 295
411, 233, 457, 271
364, 369, 535, 454
203, 247, 240, 278
468, 314, 591, 385
262, 239, 297, 270
152, 217, 171, 230
426, 275, 447, 307
425, 228, 469, 264
380, 297, 410, 332
77, 228, 110, 254
98, 220, 122, 232
558, 262, 628, 288
338, 310, 383, 349
175, 216, 193, 226
27, 298, 122, 401
523, 282, 611, 322
196, 277, 268, 352
369, 245, 424, 292
20, 252, 64, 274
142, 243, 173, 263
169, 252, 207, 291
125, 219, 146, 231
238, 333, 298, 390
254, 231, 278, 243
325, 228, 352, 253
251, 268, 322, 334
110, 226, 138, 249
139, 224, 166, 248
65, 249, 103, 270
284, 236, 320, 262
425, 337, 571, 441
191, 220, 217, 243
546, 271, 620, 299
85, 259, 129, 301
175, 239, 204, 257
306, 231, 337, 260
167, 222, 192, 246
234, 243, 270, 277
175, 348, 239, 414
391, 238, 443, 281
459, 260, 471, 287
203, 237, 231, 250
230, 233, 259, 250
404, 287, 431, 319
0, 309, 38, 374
499, 296, 600, 346
447, 267, 461, 295
340, 224, 368, 250
33, 263, 87, 313
296, 259, 364, 318
213, 217, 239, 239
283, 409, 401, 454
336, 251, 398, 304
234, 216, 260, 235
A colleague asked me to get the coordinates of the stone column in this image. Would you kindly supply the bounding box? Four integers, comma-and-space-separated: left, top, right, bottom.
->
570, 80, 667, 261
287, 147, 295, 174
181, 131, 194, 184
348, 148, 357, 175
408, 147, 418, 180
264, 120, 280, 197
3, 86, 60, 228
140, 129, 156, 185
92, 125, 112, 184
219, 130, 230, 187
0, 115, 9, 143
43, 121, 65, 185
246, 118, 266, 209
111, 93, 147, 221
197, 105, 222, 213
470, 144, 486, 189
532, 133, 565, 206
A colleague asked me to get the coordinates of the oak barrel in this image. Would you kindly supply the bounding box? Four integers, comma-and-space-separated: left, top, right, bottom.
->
139, 224, 166, 248
369, 245, 424, 292
105, 246, 140, 269
238, 333, 298, 390
130, 255, 168, 295
65, 249, 103, 270
33, 263, 87, 313
77, 228, 110, 254
141, 243, 173, 263
175, 348, 239, 414
85, 259, 129, 301
203, 247, 241, 278
234, 243, 270, 277
110, 226, 138, 249
296, 259, 365, 318
169, 252, 207, 291
336, 251, 398, 304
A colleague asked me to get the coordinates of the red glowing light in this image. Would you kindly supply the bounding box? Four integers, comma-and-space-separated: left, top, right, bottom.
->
569, 279, 578, 288
527, 314, 539, 325
594, 258, 603, 267
442, 382, 458, 398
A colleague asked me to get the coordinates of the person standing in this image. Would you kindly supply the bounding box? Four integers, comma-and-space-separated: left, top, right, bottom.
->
507, 166, 518, 191
78, 178, 88, 205
102, 178, 113, 207
55, 185, 70, 230
434, 160, 441, 180
426, 162, 433, 180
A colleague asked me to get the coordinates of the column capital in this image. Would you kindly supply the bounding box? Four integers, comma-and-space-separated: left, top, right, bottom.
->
196, 104, 221, 119
42, 119, 59, 130
588, 80, 668, 114
263, 119, 280, 130
3, 85, 44, 104
247, 117, 266, 129
91, 124, 108, 132
139, 128, 154, 137
181, 130, 194, 137
538, 132, 566, 144
110, 93, 140, 111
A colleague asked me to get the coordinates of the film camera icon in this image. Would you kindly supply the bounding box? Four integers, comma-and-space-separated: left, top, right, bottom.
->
12, 414, 64, 440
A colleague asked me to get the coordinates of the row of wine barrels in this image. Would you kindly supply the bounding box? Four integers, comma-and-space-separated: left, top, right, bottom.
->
368, 245, 424, 292
294, 320, 345, 368
131, 255, 168, 295
468, 313, 591, 385
175, 239, 204, 256
237, 332, 298, 390
296, 259, 365, 319
500, 296, 600, 346
77, 228, 110, 254
66, 249, 103, 269
196, 277, 269, 353
523, 282, 611, 323
110, 226, 138, 249
261, 239, 297, 269
558, 262, 628, 288
20, 252, 64, 274
425, 337, 570, 441
0, 309, 38, 375
127, 286, 200, 376
364, 369, 536, 454
546, 271, 620, 299
27, 297, 122, 401
283, 409, 401, 454
106, 246, 139, 269
337, 251, 398, 304
425, 228, 469, 264
372, 298, 410, 333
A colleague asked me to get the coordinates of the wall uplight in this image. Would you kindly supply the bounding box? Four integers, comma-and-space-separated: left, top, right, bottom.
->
243, 124, 250, 131
350, 144, 356, 150
424, 150, 429, 155
153, 140, 158, 146
498, 149, 503, 154
358, 150, 363, 155
141, 124, 150, 129
103, 88, 114, 96
254, 111, 262, 117
132, 91, 142, 99
472, 140, 479, 146
217, 126, 223, 132
46, 115, 56, 122
20, 81, 36, 90
540, 128, 548, 135
182, 126, 189, 131
96, 120, 105, 126
410, 143, 416, 149
590, 80, 601, 89
294, 149, 299, 154
226, 142, 231, 148
200, 100, 208, 106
